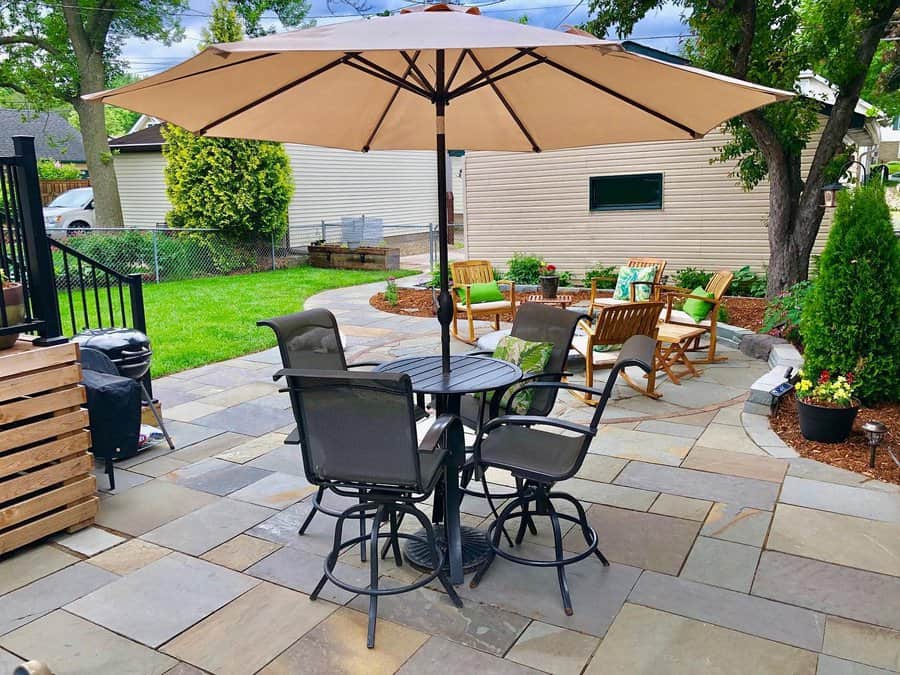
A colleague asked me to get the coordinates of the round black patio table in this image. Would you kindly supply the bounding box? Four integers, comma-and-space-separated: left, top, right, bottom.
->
375, 354, 522, 584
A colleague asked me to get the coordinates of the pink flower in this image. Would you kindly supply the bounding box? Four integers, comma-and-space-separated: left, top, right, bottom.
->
818, 370, 831, 384
845, 372, 855, 385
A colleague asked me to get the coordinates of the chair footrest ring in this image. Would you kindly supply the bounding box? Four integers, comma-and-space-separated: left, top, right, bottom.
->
486, 511, 599, 568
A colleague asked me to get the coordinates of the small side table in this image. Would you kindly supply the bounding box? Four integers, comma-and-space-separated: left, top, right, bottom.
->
523, 294, 574, 310
656, 322, 706, 385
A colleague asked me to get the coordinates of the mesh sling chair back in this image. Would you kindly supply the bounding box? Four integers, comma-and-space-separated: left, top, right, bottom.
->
469, 335, 656, 616
280, 369, 463, 648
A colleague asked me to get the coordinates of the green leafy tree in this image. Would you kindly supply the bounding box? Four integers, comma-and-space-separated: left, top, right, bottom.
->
37, 158, 82, 180
801, 182, 900, 403
163, 0, 293, 241
0, 0, 309, 229
585, 0, 898, 297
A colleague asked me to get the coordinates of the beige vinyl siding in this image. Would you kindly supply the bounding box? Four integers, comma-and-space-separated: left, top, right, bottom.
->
464, 122, 833, 277
285, 144, 438, 246
113, 153, 171, 228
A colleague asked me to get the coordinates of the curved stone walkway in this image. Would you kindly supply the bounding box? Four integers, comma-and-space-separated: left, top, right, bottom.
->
0, 274, 897, 674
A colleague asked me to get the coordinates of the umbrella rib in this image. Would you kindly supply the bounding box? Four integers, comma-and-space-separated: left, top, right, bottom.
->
196, 54, 352, 135
447, 49, 536, 100
445, 49, 470, 92
536, 54, 702, 139
467, 51, 540, 152
363, 52, 422, 152
346, 54, 433, 100
448, 58, 544, 98
400, 50, 436, 97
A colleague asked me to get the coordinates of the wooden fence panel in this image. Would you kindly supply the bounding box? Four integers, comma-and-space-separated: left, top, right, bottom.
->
40, 179, 91, 205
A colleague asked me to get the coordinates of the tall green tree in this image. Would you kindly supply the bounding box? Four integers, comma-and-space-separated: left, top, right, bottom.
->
162, 0, 293, 241
585, 0, 899, 297
0, 0, 309, 228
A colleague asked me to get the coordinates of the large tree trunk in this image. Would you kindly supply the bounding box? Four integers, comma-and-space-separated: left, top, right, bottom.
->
73, 97, 124, 228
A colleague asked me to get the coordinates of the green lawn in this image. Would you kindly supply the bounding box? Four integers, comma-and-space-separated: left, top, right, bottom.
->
58, 265, 418, 377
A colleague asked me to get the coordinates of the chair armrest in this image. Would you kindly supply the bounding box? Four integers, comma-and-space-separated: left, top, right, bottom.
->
577, 317, 597, 336
485, 371, 573, 418
466, 349, 494, 357
500, 380, 608, 415
629, 280, 655, 301
418, 414, 461, 453
481, 414, 593, 437
284, 427, 300, 445
346, 361, 382, 369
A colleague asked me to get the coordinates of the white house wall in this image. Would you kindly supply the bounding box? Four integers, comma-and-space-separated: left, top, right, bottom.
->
113, 153, 172, 228
285, 144, 438, 246
464, 123, 835, 276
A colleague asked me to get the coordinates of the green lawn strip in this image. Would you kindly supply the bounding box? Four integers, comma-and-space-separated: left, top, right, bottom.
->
57, 265, 419, 377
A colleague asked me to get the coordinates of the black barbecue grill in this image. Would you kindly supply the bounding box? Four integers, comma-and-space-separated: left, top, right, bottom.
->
73, 328, 174, 450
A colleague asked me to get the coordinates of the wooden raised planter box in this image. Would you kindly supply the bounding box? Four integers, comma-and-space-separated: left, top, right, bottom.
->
308, 244, 400, 271
0, 341, 97, 555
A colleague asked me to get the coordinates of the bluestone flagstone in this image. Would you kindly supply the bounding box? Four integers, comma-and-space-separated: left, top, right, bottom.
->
397, 636, 542, 675
816, 655, 896, 675
193, 402, 293, 437
141, 498, 275, 556
505, 620, 600, 675
778, 477, 900, 523
681, 445, 788, 483
823, 616, 900, 672
167, 458, 272, 496
629, 570, 825, 651
679, 536, 761, 592
246, 444, 305, 475
701, 502, 773, 546
227, 471, 316, 509
66, 553, 259, 647
94, 480, 218, 536
752, 552, 900, 631
614, 461, 779, 510
649, 494, 712, 521
246, 544, 365, 605
54, 526, 125, 556
0, 545, 78, 596
0, 563, 119, 636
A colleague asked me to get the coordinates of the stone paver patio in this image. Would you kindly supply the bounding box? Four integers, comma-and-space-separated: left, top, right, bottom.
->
1, 272, 898, 674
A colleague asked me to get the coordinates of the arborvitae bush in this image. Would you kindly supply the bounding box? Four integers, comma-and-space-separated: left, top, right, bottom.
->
800, 182, 900, 403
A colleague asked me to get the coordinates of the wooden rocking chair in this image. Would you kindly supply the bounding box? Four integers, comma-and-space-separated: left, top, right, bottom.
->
659, 270, 734, 363
570, 302, 663, 404
588, 257, 667, 316
450, 259, 517, 344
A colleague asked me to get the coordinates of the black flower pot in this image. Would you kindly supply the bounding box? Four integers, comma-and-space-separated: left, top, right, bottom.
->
540, 275, 559, 299
797, 398, 859, 443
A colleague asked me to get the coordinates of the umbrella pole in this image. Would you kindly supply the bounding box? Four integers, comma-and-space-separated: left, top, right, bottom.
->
434, 49, 452, 374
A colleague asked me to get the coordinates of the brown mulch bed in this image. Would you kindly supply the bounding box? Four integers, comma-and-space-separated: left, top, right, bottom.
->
771, 396, 900, 485
722, 296, 766, 332
369, 287, 592, 320
371, 287, 769, 332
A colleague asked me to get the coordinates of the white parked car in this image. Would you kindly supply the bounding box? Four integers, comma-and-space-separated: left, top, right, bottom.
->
43, 187, 94, 232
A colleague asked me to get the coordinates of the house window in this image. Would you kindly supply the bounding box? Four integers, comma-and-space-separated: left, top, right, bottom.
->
893, 115, 900, 131
589, 173, 663, 211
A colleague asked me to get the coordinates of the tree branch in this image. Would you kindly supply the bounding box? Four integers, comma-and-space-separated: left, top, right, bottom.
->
0, 34, 62, 57
731, 0, 757, 79
800, 1, 898, 214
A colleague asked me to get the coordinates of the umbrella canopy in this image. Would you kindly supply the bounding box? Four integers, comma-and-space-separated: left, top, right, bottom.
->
88, 5, 788, 152
87, 4, 791, 372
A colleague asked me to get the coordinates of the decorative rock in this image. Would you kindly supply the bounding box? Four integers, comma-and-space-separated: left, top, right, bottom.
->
739, 333, 788, 361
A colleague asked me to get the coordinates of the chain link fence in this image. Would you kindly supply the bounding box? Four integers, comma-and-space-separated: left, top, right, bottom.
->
46, 227, 303, 284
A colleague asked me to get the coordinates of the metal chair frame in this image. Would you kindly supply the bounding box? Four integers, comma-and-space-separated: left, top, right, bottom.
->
468, 336, 656, 616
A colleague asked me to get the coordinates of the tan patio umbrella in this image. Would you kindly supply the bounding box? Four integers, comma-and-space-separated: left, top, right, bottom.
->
86, 4, 791, 371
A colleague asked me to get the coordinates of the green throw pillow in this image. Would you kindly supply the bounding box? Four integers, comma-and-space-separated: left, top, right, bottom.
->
682, 286, 714, 322
456, 281, 504, 304
489, 335, 553, 414
612, 265, 657, 301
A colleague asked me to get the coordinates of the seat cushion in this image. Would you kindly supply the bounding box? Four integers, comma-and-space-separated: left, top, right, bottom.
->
480, 425, 584, 480
571, 334, 621, 366
456, 300, 512, 313
666, 308, 712, 327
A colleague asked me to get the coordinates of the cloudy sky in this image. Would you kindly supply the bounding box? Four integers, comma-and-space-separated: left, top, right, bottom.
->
122, 0, 690, 76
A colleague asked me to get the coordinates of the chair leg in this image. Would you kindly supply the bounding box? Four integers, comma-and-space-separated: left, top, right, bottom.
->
467, 311, 475, 344
481, 473, 513, 548
358, 494, 368, 562
407, 504, 463, 607
517, 478, 538, 536
381, 508, 403, 566
514, 498, 532, 545
367, 505, 385, 649
492, 313, 500, 330
311, 503, 350, 602
547, 498, 573, 616
298, 487, 324, 535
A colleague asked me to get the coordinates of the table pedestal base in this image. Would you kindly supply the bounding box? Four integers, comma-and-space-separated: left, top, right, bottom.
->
404, 525, 491, 574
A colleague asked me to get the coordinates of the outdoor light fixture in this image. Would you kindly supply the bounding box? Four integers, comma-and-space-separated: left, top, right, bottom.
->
861, 420, 887, 469
822, 160, 869, 208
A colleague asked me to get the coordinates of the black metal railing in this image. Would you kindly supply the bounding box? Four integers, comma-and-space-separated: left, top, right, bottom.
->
0, 137, 64, 343
0, 135, 147, 346
51, 238, 146, 337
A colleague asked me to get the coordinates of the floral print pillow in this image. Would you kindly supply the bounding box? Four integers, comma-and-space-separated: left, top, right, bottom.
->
612, 265, 657, 301
490, 335, 554, 414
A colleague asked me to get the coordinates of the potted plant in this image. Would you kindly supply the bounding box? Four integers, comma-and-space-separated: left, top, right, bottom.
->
0, 272, 25, 350
539, 261, 559, 299
795, 369, 860, 443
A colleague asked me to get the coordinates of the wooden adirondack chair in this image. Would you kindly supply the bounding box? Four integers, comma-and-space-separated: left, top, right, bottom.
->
588, 257, 667, 315
570, 302, 663, 403
450, 259, 517, 343
660, 269, 734, 363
